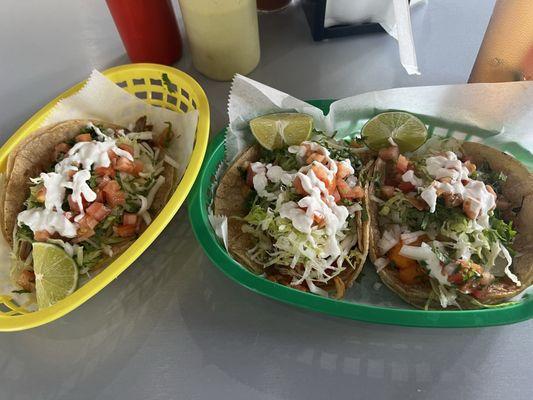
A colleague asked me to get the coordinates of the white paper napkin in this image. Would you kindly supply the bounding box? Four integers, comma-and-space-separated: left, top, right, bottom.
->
46, 70, 198, 181
324, 0, 423, 75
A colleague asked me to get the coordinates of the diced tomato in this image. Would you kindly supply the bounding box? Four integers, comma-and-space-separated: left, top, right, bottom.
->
75, 133, 92, 142
122, 213, 138, 226
311, 165, 330, 185
54, 143, 71, 160
113, 224, 137, 238
132, 160, 144, 176
337, 180, 364, 200
332, 189, 341, 204
398, 181, 415, 193
97, 175, 112, 189
321, 177, 335, 195
471, 289, 487, 300
68, 194, 87, 214
102, 180, 125, 208
116, 157, 136, 175
306, 153, 326, 165
107, 150, 118, 167
86, 202, 111, 222
464, 160, 476, 174
313, 213, 325, 227
389, 238, 432, 284
79, 214, 99, 230
35, 186, 46, 203
34, 230, 51, 242
94, 189, 105, 203
95, 166, 115, 178
448, 273, 464, 285
116, 157, 143, 177
293, 176, 306, 196
75, 226, 95, 242
380, 185, 396, 199
378, 146, 399, 161
388, 241, 419, 270
118, 143, 134, 156
396, 155, 409, 174
336, 161, 352, 179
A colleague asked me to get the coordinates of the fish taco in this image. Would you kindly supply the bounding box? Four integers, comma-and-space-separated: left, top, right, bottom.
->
2, 118, 180, 308
214, 122, 373, 299
368, 138, 533, 309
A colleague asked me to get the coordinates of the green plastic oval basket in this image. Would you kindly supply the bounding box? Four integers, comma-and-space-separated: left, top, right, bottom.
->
188, 100, 533, 328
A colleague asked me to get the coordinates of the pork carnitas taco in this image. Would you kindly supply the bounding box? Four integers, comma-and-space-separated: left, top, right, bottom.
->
2, 118, 179, 308
214, 118, 372, 299
368, 139, 533, 309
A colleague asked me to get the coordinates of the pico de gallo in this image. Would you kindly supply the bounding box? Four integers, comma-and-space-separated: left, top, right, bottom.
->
373, 140, 520, 307
241, 137, 367, 297
13, 117, 178, 292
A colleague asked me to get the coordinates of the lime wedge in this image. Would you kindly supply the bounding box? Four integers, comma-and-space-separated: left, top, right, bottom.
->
249, 113, 313, 150
32, 242, 78, 309
361, 111, 428, 152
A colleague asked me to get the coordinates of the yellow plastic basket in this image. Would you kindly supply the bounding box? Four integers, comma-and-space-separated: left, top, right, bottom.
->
0, 63, 209, 331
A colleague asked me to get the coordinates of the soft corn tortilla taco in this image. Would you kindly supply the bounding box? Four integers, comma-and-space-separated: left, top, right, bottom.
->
368, 140, 533, 309
1, 118, 179, 304
214, 139, 372, 299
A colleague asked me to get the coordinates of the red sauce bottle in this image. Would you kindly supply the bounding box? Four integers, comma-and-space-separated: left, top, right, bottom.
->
106, 0, 182, 65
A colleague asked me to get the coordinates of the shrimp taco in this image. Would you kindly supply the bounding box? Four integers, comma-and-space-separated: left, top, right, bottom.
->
2, 118, 179, 308
368, 138, 533, 309
214, 116, 372, 299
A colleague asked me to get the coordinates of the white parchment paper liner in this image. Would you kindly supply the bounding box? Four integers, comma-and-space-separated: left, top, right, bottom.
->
1, 69, 199, 306
210, 75, 533, 305
226, 75, 533, 165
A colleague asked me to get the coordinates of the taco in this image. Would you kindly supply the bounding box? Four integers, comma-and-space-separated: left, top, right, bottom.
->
2, 118, 179, 307
214, 136, 372, 299
368, 139, 533, 309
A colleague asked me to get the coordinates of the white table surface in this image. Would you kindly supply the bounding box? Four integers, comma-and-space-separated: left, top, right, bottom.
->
1, 1, 531, 399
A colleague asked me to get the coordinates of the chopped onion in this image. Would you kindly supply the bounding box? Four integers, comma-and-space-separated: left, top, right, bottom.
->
374, 257, 389, 272
102, 244, 113, 257
400, 230, 425, 245
163, 154, 180, 170
146, 175, 166, 209
141, 211, 152, 225
377, 225, 400, 255
29, 177, 43, 184
305, 279, 329, 297
76, 245, 83, 267
370, 194, 384, 204
400, 243, 449, 286
140, 142, 155, 158
126, 131, 153, 140
137, 195, 148, 215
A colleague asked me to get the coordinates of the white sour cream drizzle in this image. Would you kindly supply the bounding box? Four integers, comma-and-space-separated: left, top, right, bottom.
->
251, 141, 358, 283
419, 151, 496, 227
401, 170, 423, 187
400, 242, 450, 285
17, 123, 132, 237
